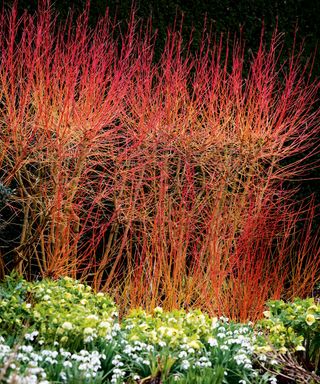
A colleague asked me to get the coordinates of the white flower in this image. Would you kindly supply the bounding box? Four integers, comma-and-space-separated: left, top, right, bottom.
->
113, 323, 121, 331
181, 360, 190, 370
220, 345, 229, 350
178, 351, 188, 358
208, 337, 218, 347
99, 321, 110, 328
62, 322, 73, 330
258, 354, 267, 362
25, 331, 39, 341
20, 345, 33, 353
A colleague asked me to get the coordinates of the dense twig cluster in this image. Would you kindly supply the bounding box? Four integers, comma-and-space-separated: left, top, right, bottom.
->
0, 2, 319, 319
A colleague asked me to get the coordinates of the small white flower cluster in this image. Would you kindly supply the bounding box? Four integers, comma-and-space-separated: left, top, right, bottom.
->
212, 323, 256, 371
0, 338, 107, 384
24, 331, 39, 342
83, 326, 98, 343
111, 354, 126, 383
110, 339, 159, 383
194, 356, 212, 368
0, 341, 49, 384
7, 369, 49, 384
67, 350, 105, 381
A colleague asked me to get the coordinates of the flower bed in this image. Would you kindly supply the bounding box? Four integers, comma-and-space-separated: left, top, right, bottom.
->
0, 275, 319, 383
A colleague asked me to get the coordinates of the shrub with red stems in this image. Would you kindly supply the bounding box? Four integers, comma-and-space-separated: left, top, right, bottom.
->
0, 2, 319, 320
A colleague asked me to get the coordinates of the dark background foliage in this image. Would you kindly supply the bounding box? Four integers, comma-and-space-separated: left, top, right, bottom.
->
4, 0, 320, 220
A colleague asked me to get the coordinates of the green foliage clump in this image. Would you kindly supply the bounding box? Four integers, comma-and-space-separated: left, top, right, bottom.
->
0, 274, 118, 350
256, 298, 320, 372
0, 276, 320, 383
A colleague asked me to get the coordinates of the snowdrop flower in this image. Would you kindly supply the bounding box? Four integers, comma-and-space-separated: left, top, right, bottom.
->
220, 345, 229, 350
24, 331, 39, 341
60, 350, 71, 358
20, 345, 33, 353
178, 351, 188, 358
208, 337, 218, 347
181, 360, 190, 370
63, 361, 73, 368
113, 323, 121, 331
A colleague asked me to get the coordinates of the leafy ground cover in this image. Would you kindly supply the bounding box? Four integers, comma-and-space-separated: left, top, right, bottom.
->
0, 276, 319, 383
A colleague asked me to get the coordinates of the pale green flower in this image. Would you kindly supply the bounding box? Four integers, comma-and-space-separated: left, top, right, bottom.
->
305, 314, 316, 326
295, 345, 306, 351
187, 339, 201, 349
